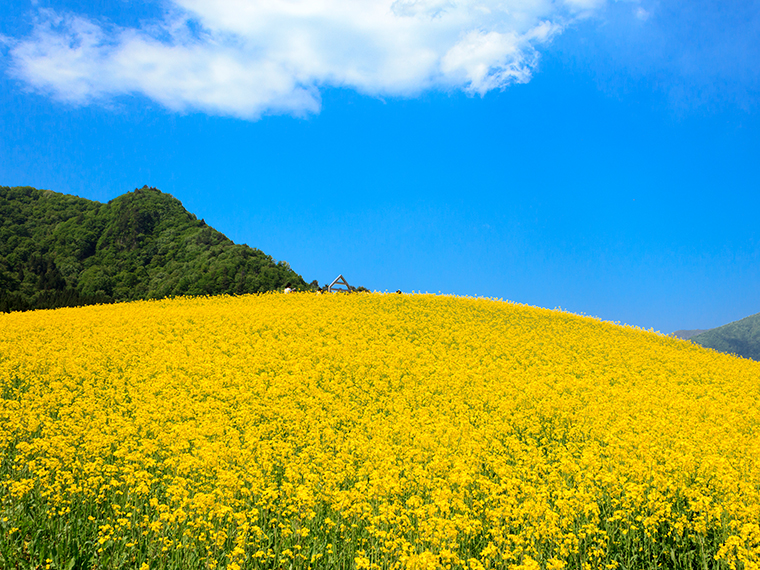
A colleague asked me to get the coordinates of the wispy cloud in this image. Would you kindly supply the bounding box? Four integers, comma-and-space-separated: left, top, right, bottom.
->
6, 0, 605, 118
557, 0, 760, 112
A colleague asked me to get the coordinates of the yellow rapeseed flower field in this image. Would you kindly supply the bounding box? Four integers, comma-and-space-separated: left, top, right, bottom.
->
1, 292, 759, 570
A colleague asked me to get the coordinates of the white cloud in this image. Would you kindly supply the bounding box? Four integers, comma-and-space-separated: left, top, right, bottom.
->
634, 7, 649, 21
7, 0, 607, 118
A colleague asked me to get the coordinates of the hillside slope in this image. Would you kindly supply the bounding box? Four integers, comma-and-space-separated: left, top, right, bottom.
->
690, 311, 760, 361
2, 293, 759, 569
0, 185, 308, 311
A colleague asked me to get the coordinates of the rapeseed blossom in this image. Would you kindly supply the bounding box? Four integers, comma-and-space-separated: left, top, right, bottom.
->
0, 292, 759, 569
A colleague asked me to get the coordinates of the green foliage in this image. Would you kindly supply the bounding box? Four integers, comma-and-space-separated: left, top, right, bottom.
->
690, 311, 760, 362
0, 185, 308, 312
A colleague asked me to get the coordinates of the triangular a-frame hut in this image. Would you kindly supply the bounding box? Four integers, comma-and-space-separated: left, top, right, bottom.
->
328, 274, 352, 293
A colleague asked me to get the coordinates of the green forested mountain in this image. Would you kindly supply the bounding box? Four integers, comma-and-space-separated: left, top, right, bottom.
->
0, 185, 308, 312
690, 312, 760, 362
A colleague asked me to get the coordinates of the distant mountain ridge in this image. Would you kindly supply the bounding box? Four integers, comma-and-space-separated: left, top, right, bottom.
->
0, 185, 308, 312
689, 312, 760, 362
671, 329, 709, 341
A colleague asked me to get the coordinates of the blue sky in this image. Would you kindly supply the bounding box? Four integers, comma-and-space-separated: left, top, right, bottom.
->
1, 0, 758, 333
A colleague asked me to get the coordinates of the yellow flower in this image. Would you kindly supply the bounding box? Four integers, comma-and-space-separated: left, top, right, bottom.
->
1, 292, 759, 569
